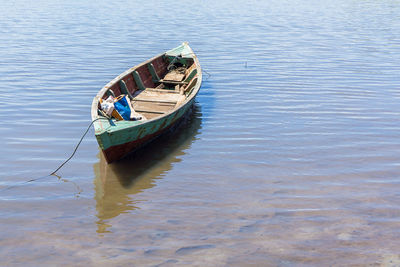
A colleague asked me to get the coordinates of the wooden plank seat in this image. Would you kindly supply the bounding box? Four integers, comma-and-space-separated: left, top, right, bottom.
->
133, 109, 166, 114
158, 79, 188, 85
145, 88, 181, 94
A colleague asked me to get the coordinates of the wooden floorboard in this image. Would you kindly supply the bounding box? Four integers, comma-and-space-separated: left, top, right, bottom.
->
131, 89, 186, 120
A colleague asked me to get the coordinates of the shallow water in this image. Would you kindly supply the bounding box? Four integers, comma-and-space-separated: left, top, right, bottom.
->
1, 0, 400, 265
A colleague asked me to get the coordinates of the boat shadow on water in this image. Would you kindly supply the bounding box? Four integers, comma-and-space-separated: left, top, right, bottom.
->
92, 103, 202, 233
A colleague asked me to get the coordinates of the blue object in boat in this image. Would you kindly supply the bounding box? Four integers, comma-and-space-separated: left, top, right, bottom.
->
114, 95, 131, 120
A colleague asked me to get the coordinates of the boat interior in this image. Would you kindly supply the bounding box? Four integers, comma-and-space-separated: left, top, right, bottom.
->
98, 54, 198, 120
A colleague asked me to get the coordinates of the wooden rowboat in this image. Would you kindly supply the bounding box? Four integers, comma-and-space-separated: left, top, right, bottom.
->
91, 42, 202, 163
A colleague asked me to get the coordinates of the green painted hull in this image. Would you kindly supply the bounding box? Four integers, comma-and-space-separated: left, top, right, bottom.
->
91, 42, 202, 163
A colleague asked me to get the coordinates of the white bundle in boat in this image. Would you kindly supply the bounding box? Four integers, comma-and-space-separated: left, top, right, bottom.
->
100, 96, 115, 116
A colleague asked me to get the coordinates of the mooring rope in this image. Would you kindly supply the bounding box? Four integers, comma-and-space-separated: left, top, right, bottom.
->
50, 117, 101, 175
0, 117, 103, 192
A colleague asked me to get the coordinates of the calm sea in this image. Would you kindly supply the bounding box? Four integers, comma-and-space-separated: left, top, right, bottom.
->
1, 0, 400, 265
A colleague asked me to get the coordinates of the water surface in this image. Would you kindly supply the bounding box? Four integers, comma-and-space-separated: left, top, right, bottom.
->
1, 0, 400, 265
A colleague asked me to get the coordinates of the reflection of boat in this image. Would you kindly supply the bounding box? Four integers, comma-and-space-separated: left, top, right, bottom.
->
93, 104, 202, 233
91, 42, 202, 163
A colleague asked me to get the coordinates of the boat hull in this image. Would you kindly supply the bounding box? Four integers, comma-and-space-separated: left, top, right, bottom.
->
98, 98, 195, 163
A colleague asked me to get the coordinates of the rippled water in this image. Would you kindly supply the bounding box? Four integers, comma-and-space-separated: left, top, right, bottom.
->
1, 0, 400, 265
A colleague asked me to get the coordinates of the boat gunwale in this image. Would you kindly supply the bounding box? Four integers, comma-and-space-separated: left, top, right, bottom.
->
91, 42, 202, 135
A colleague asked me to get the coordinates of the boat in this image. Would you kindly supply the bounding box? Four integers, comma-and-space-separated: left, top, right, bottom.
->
91, 42, 202, 163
